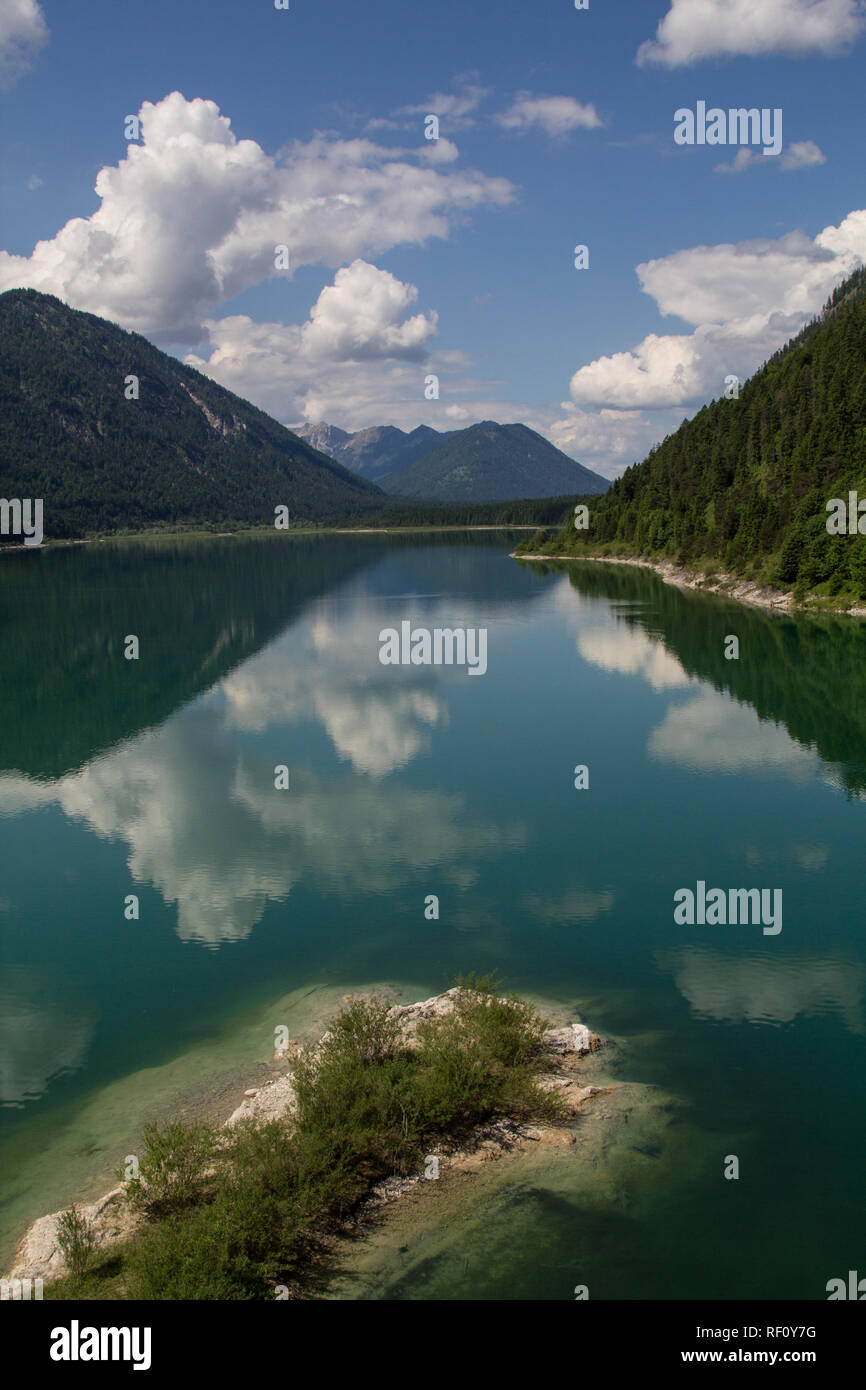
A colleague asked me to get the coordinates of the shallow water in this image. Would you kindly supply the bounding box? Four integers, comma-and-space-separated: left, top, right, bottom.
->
1, 532, 865, 1297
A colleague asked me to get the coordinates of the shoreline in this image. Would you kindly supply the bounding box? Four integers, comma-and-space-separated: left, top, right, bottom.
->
1, 524, 540, 555
513, 551, 866, 618
329, 525, 538, 534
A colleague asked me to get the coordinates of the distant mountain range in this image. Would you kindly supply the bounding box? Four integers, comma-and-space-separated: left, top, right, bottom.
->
297, 419, 609, 501
297, 422, 453, 483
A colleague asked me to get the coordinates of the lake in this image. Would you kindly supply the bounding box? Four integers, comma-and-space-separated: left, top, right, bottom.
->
1, 530, 865, 1299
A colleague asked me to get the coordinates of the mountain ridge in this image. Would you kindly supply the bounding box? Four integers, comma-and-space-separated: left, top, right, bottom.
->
0, 289, 384, 539
382, 420, 609, 501
296, 421, 454, 482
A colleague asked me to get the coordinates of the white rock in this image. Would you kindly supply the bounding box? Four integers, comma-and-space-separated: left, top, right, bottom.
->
8, 1187, 140, 1284
226, 1074, 296, 1127
543, 1023, 603, 1056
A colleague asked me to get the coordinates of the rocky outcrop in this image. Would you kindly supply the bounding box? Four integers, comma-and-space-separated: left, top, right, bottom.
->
227, 1072, 297, 1127
7, 1187, 141, 1286
228, 991, 604, 1127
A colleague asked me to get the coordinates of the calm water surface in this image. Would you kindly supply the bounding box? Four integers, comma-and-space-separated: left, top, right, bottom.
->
1, 531, 865, 1298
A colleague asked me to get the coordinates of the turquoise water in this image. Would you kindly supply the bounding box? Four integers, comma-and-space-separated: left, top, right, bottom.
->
1, 532, 865, 1297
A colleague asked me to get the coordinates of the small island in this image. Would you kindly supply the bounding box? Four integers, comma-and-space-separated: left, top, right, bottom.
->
8, 978, 607, 1301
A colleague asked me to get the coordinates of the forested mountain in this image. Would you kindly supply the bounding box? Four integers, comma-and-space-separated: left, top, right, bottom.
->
381, 421, 610, 501
0, 290, 384, 539
296, 421, 453, 481
520, 266, 866, 599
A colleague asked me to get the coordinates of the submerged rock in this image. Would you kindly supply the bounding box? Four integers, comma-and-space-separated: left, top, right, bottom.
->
543, 1023, 603, 1056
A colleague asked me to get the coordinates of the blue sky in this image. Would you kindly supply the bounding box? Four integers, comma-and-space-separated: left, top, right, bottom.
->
1, 0, 865, 476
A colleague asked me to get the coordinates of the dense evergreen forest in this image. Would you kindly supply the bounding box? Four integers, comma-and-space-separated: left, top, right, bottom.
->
519, 266, 866, 600
349, 493, 595, 527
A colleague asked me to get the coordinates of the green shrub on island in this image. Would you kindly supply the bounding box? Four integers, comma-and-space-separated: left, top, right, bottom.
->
120, 1119, 218, 1217
55, 1204, 97, 1284
118, 978, 565, 1300
410, 984, 557, 1130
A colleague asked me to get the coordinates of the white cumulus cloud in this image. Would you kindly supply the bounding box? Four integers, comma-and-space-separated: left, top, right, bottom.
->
0, 0, 48, 89
0, 90, 513, 345
566, 211, 866, 411
546, 404, 673, 479
184, 260, 439, 424
637, 0, 865, 67
300, 260, 437, 361
495, 94, 603, 137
